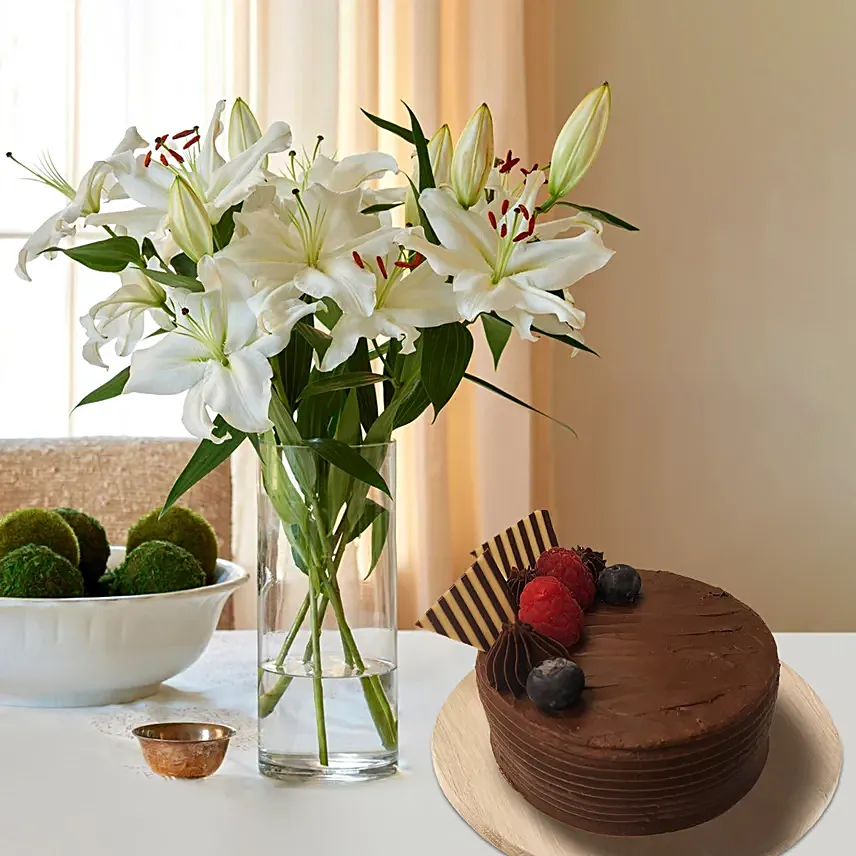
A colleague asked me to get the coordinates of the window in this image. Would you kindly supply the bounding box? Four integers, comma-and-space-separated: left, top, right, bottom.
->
1, 0, 241, 438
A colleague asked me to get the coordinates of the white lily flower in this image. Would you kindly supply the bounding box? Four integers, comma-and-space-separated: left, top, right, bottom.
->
320, 245, 460, 372
99, 100, 292, 240
219, 184, 400, 316
451, 104, 494, 209
402, 187, 613, 340
80, 268, 172, 369
11, 129, 146, 280
125, 256, 285, 441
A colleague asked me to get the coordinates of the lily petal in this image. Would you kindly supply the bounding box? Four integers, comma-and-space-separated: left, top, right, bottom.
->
126, 332, 209, 395
419, 188, 497, 269
108, 150, 172, 210
202, 348, 273, 433
295, 257, 377, 317
15, 209, 75, 281
198, 100, 227, 187
319, 151, 398, 193
453, 271, 518, 320
182, 378, 220, 442
207, 120, 292, 213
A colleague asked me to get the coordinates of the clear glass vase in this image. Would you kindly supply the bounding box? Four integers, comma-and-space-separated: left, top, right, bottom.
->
256, 441, 397, 780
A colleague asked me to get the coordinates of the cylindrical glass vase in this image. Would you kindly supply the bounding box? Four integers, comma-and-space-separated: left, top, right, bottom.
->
256, 441, 397, 781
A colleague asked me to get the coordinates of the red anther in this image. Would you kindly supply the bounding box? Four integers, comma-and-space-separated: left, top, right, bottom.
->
488, 210, 498, 230
513, 229, 530, 243
182, 134, 201, 149
500, 223, 508, 238
159, 153, 169, 166
498, 148, 521, 174
501, 199, 510, 216
172, 127, 197, 139
352, 251, 364, 268
155, 134, 170, 150
376, 256, 388, 279
520, 162, 540, 177
394, 252, 425, 270
167, 147, 185, 164
518, 204, 530, 221
143, 151, 152, 168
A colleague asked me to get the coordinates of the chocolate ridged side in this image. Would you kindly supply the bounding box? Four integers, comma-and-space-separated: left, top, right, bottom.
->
475, 569, 780, 836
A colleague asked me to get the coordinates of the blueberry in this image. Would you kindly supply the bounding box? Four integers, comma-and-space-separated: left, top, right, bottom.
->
598, 563, 642, 604
526, 658, 585, 712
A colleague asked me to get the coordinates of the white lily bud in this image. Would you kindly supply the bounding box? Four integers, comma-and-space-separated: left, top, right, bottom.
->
168, 177, 214, 262
228, 97, 264, 159
451, 104, 494, 209
548, 82, 610, 200
406, 123, 454, 225
429, 124, 453, 186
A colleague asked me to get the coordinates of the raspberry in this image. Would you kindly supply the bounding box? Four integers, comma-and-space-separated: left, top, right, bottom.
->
518, 576, 584, 647
535, 547, 595, 610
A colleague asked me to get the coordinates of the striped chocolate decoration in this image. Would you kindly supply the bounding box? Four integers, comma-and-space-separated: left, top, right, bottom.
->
416, 510, 559, 649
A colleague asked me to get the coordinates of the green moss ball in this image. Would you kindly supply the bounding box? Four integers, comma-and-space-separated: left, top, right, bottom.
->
105, 540, 205, 596
54, 507, 111, 593
126, 506, 218, 584
0, 508, 80, 566
0, 544, 85, 598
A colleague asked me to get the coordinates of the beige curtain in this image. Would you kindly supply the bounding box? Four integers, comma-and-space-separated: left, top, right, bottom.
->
231, 0, 560, 628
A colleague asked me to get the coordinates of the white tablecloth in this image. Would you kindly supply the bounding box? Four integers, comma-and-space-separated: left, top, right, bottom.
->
1, 631, 851, 855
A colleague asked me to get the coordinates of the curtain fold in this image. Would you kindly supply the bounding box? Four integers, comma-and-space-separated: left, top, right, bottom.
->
230, 0, 557, 629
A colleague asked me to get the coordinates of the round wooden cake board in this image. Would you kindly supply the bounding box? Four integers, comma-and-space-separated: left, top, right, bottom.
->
432, 664, 841, 856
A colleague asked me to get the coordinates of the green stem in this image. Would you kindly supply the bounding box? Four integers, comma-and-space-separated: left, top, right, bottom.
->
307, 563, 328, 765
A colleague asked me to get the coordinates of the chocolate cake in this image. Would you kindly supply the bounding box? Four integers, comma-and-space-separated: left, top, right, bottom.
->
475, 569, 780, 836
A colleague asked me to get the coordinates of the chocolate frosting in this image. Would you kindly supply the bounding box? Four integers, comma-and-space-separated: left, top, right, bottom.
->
505, 567, 536, 611
574, 546, 606, 581
476, 569, 780, 836
484, 622, 568, 696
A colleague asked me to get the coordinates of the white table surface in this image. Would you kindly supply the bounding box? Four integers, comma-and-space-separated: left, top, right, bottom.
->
0, 631, 851, 856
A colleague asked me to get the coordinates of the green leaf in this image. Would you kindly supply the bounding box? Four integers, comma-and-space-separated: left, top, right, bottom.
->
142, 267, 204, 292
45, 236, 141, 272
300, 371, 387, 400
404, 174, 439, 244
403, 102, 435, 192
315, 297, 342, 331
369, 505, 390, 578
383, 339, 401, 407
361, 108, 426, 145
161, 419, 246, 516
269, 397, 317, 492
360, 202, 403, 215
213, 203, 241, 248
307, 438, 391, 497
327, 391, 362, 524
464, 373, 576, 435
555, 201, 639, 232
420, 323, 474, 418
73, 367, 130, 410
279, 328, 313, 408
348, 339, 379, 432
393, 379, 431, 429
141, 237, 160, 262
171, 253, 197, 277
481, 314, 513, 369
533, 324, 598, 356
295, 321, 332, 357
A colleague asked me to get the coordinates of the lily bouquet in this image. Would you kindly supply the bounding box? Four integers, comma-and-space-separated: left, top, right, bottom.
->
10, 84, 634, 768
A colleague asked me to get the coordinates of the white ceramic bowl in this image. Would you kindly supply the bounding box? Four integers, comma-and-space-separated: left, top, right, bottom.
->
0, 547, 248, 707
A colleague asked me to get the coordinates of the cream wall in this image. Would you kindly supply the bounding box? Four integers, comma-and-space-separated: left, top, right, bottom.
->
549, 0, 856, 630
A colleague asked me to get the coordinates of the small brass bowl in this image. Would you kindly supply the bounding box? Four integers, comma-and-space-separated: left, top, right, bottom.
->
132, 722, 235, 779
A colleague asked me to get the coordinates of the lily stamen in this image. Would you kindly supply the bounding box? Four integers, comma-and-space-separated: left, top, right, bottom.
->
352, 251, 364, 268
182, 134, 201, 150
488, 211, 498, 230
394, 252, 424, 269
144, 151, 152, 168
376, 256, 388, 279
501, 199, 510, 216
